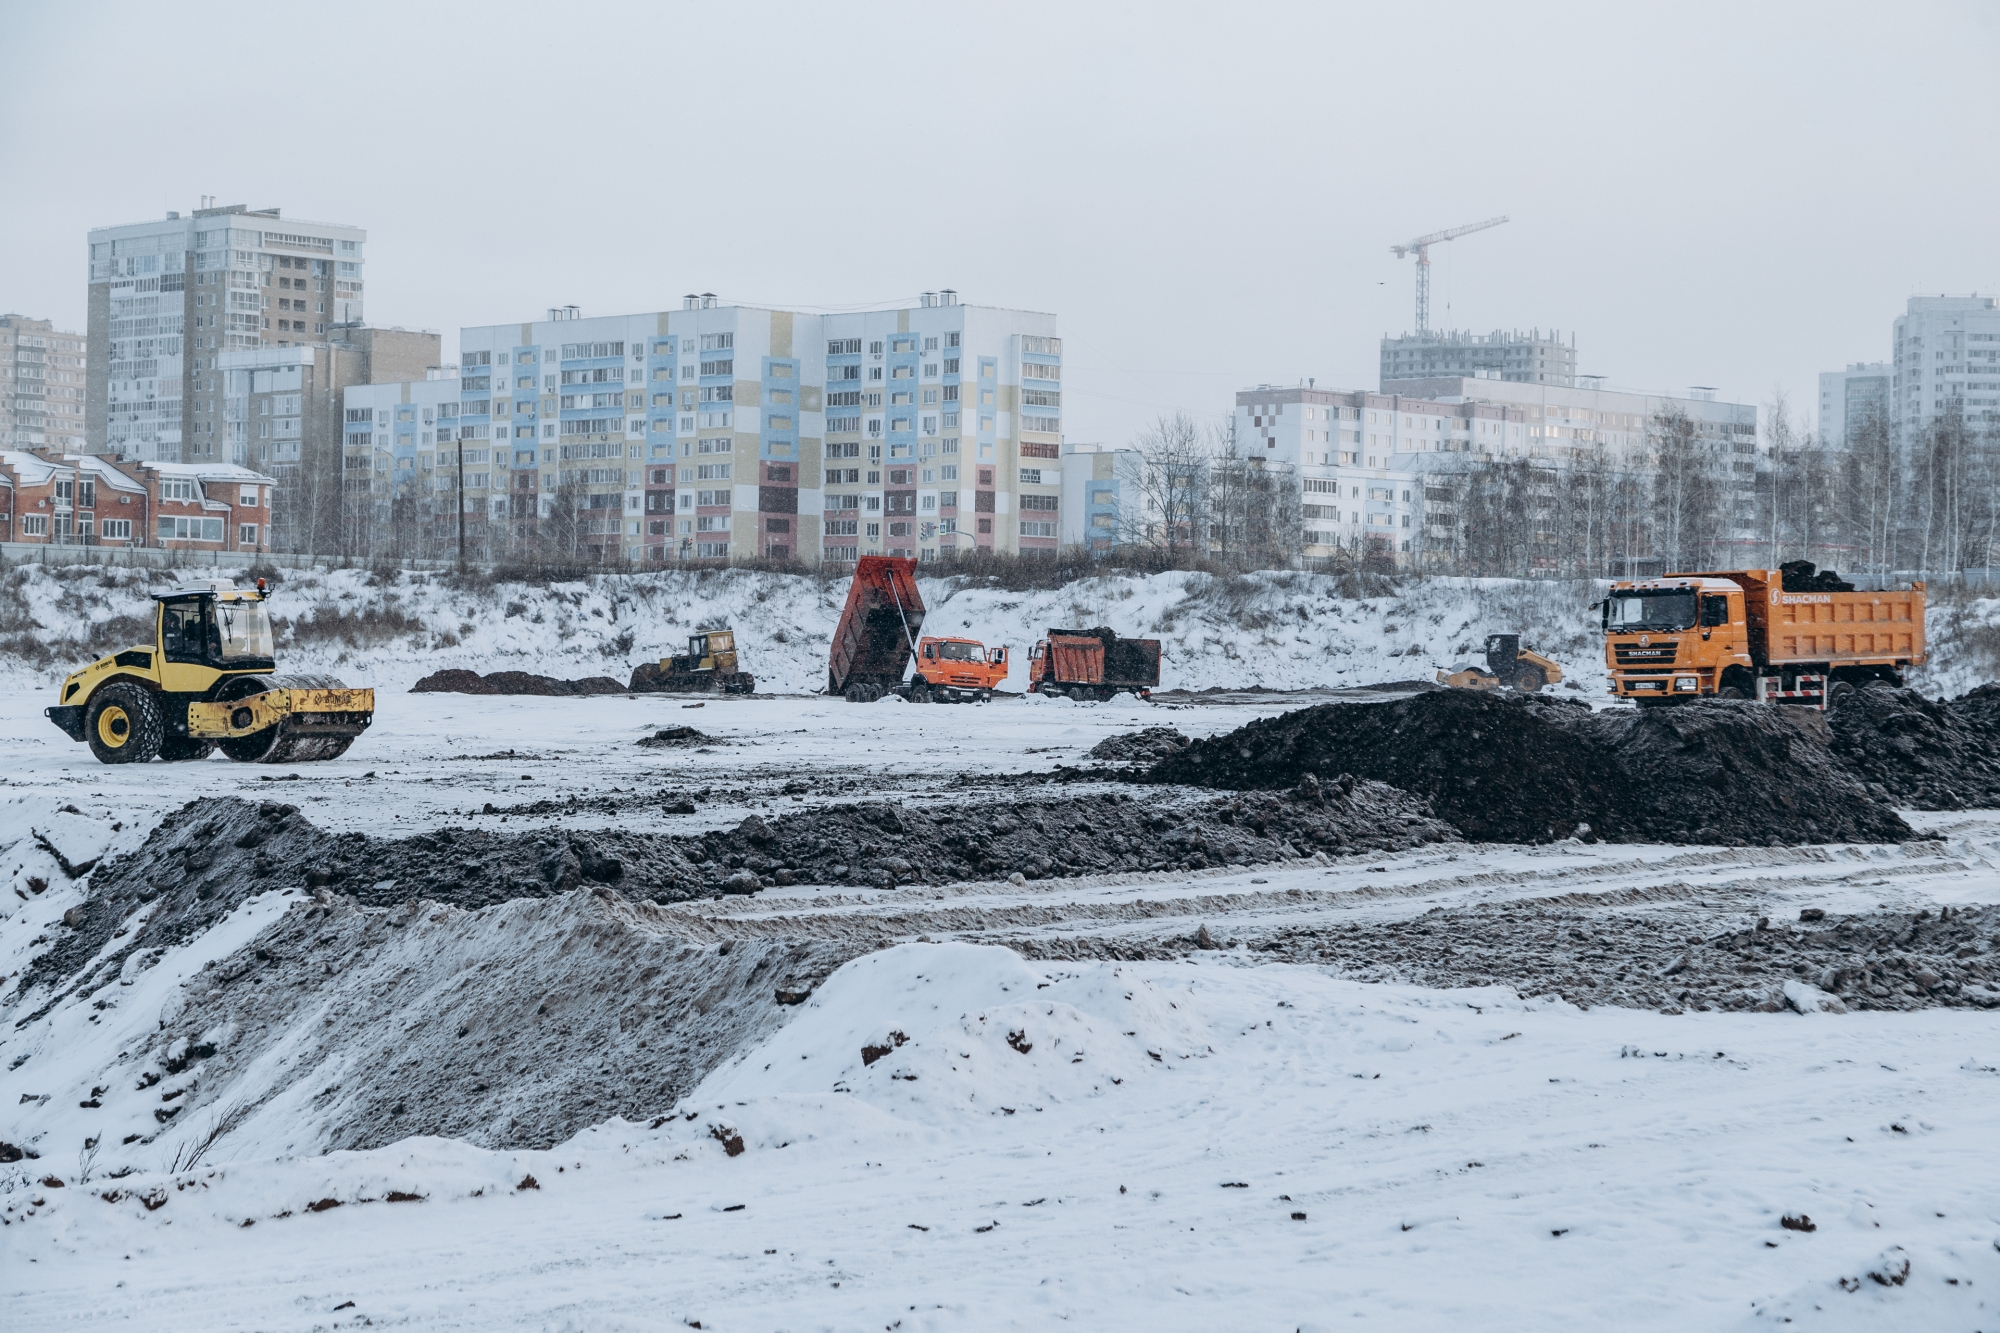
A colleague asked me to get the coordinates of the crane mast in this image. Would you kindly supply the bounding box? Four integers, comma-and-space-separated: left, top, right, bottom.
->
1391, 215, 1508, 335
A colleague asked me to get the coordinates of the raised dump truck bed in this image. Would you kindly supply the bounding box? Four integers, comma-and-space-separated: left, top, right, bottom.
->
828, 556, 927, 701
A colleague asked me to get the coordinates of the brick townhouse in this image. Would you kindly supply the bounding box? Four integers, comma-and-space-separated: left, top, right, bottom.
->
0, 449, 274, 551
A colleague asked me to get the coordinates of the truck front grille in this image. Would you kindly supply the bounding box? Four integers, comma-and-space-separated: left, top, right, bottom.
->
1614, 641, 1680, 666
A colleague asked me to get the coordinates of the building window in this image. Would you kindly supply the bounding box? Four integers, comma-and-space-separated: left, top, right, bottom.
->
239, 523, 259, 544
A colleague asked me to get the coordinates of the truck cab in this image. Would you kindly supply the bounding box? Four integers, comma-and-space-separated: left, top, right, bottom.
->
914, 636, 1007, 702
1603, 577, 1751, 703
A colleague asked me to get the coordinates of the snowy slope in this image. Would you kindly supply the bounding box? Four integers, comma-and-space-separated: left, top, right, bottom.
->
7, 943, 2000, 1330
0, 562, 1616, 696
9, 561, 1992, 702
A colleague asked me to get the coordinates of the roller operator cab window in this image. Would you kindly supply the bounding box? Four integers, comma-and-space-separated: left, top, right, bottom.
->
161, 599, 208, 662
161, 596, 273, 664
1604, 589, 1697, 633
215, 597, 274, 661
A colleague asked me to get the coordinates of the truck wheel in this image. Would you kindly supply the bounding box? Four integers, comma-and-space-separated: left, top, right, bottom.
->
910, 682, 932, 704
1716, 685, 1747, 700
1827, 680, 1856, 708
158, 735, 216, 762
86, 683, 164, 764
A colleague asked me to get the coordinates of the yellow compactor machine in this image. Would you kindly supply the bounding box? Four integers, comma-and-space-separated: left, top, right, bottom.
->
44, 578, 374, 765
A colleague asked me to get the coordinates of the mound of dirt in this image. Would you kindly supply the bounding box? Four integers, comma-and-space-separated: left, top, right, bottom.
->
1827, 684, 2000, 809
1149, 690, 1912, 846
1089, 726, 1192, 762
637, 725, 716, 748
411, 668, 626, 696
21, 780, 1456, 1016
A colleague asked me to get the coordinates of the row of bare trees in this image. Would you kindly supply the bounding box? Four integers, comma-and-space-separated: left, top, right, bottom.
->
1118, 399, 2000, 581
1120, 413, 1305, 570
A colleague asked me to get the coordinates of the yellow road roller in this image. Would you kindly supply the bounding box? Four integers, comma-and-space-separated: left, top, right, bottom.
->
44, 578, 374, 765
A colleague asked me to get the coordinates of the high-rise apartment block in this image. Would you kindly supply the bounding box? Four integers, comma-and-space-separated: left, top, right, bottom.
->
405, 292, 1058, 564
0, 315, 87, 450
1380, 329, 1577, 389
87, 203, 367, 462
1891, 295, 2000, 434
1817, 362, 1892, 445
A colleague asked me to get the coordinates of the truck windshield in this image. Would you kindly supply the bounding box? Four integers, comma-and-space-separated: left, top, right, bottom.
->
935, 642, 980, 661
1605, 590, 1697, 632
215, 598, 273, 661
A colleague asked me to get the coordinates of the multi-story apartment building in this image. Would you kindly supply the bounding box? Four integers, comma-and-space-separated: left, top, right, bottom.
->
446, 292, 1059, 564
87, 203, 367, 462
1058, 444, 1142, 552
0, 448, 273, 551
214, 326, 441, 552
339, 370, 465, 556
0, 316, 88, 449
1234, 376, 1759, 566
1891, 295, 2000, 434
1380, 328, 1578, 389
1817, 362, 1893, 446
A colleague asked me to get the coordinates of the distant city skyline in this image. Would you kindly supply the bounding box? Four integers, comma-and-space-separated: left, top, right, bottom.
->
4, 1, 1997, 447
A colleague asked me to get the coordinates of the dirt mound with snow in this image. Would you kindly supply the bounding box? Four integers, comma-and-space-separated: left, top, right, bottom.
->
145, 891, 851, 1153
1088, 726, 1192, 762
411, 667, 627, 696
1150, 690, 1913, 846
22, 780, 1457, 1017
1828, 684, 2000, 809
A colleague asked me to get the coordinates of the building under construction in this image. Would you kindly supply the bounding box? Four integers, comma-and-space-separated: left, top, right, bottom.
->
1381, 329, 1578, 389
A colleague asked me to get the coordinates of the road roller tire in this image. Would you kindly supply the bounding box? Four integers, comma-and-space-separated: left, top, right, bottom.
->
86, 682, 163, 765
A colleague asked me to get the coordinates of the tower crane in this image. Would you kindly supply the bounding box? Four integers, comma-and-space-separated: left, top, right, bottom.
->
1391, 216, 1508, 335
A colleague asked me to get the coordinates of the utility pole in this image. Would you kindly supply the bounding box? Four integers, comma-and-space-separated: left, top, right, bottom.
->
456, 435, 466, 571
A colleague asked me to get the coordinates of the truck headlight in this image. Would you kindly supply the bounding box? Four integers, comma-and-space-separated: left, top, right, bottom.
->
1676, 676, 1698, 691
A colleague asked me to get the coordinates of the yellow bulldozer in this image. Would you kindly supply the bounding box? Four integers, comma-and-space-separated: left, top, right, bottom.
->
44, 578, 374, 765
1437, 633, 1564, 694
629, 628, 756, 695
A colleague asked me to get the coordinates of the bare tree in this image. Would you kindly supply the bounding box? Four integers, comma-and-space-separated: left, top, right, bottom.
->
1652, 405, 1726, 571
1122, 412, 1209, 562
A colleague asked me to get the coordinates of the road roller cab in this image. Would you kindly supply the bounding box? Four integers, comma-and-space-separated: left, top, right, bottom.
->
44, 578, 374, 765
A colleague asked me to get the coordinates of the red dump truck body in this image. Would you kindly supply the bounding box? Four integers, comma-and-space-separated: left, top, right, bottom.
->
1028, 626, 1161, 699
828, 556, 927, 700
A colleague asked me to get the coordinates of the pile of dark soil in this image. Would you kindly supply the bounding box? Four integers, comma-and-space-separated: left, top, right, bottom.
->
1089, 726, 1192, 762
1149, 690, 1912, 846
1828, 684, 2000, 809
637, 726, 715, 748
1026, 901, 2000, 1015
1780, 560, 1856, 593
22, 781, 1456, 1013
411, 668, 626, 696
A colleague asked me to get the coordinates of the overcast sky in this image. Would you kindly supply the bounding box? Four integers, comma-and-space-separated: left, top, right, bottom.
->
4, 0, 1996, 442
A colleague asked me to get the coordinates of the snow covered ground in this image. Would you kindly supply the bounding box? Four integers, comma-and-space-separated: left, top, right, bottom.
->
5, 560, 2000, 1328
8, 942, 2000, 1330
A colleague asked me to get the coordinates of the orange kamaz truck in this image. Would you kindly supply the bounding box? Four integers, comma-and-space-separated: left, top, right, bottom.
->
1600, 564, 1925, 708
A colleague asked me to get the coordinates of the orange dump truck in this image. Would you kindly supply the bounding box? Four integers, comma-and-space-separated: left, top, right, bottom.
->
1601, 567, 1925, 708
827, 555, 1008, 702
1028, 627, 1162, 700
